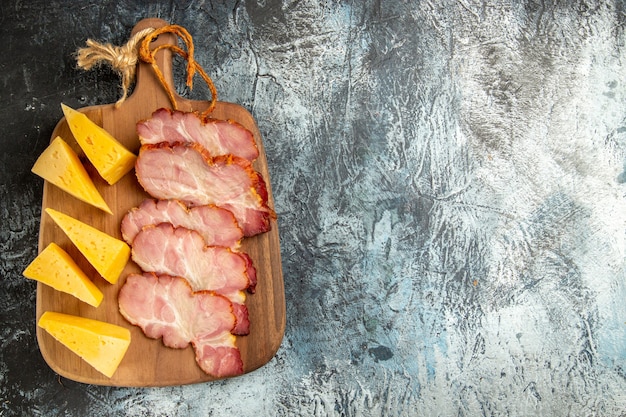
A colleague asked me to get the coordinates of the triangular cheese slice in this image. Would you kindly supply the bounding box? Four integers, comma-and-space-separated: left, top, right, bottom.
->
31, 136, 112, 214
61, 104, 136, 185
38, 311, 131, 378
45, 208, 130, 284
23, 243, 103, 307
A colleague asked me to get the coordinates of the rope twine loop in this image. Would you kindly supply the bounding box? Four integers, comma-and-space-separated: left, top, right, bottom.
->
138, 25, 218, 118
75, 24, 217, 118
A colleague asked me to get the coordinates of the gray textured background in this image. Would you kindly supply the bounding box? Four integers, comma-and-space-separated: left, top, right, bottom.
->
2, 0, 626, 416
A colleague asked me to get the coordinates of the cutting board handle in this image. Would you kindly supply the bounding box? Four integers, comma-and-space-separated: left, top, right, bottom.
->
125, 18, 177, 110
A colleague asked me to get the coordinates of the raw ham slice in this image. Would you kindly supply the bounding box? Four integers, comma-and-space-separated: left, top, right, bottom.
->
121, 199, 243, 250
135, 142, 274, 237
137, 108, 259, 161
118, 272, 243, 377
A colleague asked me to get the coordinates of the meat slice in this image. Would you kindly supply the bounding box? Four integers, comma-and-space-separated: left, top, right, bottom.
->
121, 199, 243, 250
131, 223, 256, 298
137, 108, 259, 161
118, 272, 243, 378
131, 223, 254, 334
230, 303, 250, 337
135, 142, 274, 237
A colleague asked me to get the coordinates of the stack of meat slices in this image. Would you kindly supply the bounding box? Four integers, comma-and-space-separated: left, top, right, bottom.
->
118, 108, 275, 378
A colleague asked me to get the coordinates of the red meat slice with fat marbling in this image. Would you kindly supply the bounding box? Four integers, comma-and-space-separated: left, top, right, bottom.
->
135, 142, 274, 237
137, 108, 259, 161
118, 272, 244, 378
130, 223, 255, 335
121, 199, 243, 250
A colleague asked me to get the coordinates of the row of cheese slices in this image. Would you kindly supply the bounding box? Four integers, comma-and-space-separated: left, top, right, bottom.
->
24, 104, 136, 378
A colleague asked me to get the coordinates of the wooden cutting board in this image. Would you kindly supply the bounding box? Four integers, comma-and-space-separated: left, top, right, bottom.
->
34, 18, 285, 386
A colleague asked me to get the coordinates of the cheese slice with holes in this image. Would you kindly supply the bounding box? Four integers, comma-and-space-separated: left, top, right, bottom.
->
38, 311, 131, 378
23, 243, 103, 307
31, 136, 112, 214
61, 104, 136, 185
45, 208, 130, 284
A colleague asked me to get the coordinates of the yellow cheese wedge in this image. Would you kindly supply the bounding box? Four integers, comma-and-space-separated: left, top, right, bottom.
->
45, 208, 130, 284
61, 104, 136, 185
23, 243, 103, 307
31, 137, 112, 214
38, 311, 131, 378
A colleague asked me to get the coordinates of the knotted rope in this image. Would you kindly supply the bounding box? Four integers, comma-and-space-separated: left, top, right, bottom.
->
76, 24, 217, 118
138, 25, 218, 118
76, 27, 155, 107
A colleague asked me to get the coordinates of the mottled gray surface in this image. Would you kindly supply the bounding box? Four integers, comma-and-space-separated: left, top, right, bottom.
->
2, 0, 626, 416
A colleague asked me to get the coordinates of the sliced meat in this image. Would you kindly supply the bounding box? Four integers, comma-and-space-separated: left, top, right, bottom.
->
131, 223, 256, 300
231, 303, 250, 336
239, 251, 257, 294
118, 272, 243, 377
131, 223, 254, 335
135, 142, 274, 237
121, 199, 243, 250
137, 108, 259, 161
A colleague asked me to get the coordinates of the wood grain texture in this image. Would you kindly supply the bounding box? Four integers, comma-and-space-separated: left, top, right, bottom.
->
35, 18, 285, 387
